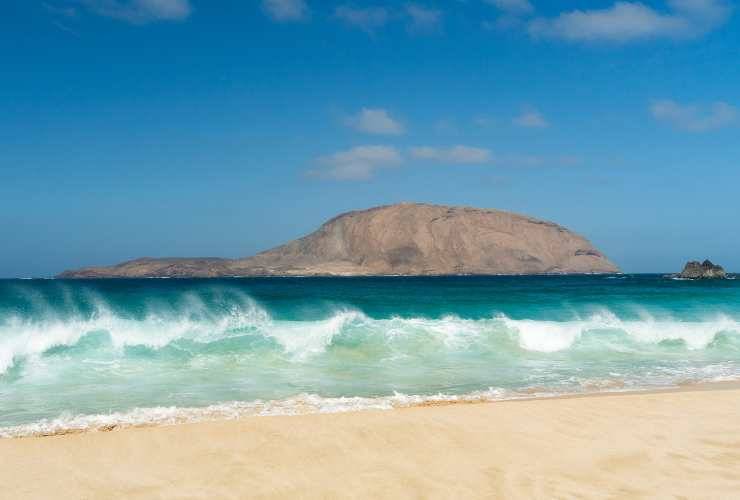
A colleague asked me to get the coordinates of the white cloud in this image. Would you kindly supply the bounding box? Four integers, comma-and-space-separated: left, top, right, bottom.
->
346, 108, 405, 135
262, 0, 309, 22
650, 99, 737, 131
513, 109, 548, 128
311, 144, 576, 180
334, 4, 441, 35
406, 4, 443, 33
486, 0, 534, 15
81, 0, 191, 23
528, 0, 731, 43
313, 146, 403, 180
335, 5, 389, 32
410, 145, 492, 164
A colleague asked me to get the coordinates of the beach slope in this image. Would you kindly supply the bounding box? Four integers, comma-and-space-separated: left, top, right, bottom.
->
2, 387, 739, 499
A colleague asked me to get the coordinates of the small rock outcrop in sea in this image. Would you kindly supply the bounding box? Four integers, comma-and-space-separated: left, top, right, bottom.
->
58, 203, 620, 278
675, 260, 727, 279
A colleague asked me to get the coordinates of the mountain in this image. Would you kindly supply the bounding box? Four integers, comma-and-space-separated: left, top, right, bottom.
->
58, 203, 619, 277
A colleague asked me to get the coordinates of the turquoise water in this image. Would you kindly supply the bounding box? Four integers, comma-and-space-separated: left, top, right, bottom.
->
1, 275, 739, 436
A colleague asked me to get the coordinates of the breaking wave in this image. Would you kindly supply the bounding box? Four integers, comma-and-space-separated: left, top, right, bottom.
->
2, 278, 740, 435
2, 295, 740, 375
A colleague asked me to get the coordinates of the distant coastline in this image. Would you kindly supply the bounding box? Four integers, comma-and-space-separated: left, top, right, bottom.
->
58, 203, 620, 278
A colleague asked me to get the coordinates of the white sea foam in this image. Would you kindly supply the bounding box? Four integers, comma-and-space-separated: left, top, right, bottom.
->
0, 291, 270, 374
7, 374, 740, 439
0, 388, 517, 438
499, 311, 740, 352
266, 310, 365, 359
2, 292, 740, 375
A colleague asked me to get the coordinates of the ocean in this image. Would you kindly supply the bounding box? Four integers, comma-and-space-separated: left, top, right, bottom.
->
1, 275, 739, 437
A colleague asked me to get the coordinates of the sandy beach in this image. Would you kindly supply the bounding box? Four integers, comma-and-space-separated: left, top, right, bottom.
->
2, 385, 740, 499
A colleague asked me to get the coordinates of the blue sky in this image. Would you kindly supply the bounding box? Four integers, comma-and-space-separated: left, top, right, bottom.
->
2, 0, 739, 277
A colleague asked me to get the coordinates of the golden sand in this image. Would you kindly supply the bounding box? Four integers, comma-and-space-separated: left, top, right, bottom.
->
2, 386, 740, 499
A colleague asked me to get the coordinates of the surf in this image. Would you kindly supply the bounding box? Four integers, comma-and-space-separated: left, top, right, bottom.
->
2, 276, 740, 434
2, 302, 739, 375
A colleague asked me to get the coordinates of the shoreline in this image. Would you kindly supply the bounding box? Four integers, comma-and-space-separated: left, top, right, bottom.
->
2, 382, 739, 498
4, 379, 740, 440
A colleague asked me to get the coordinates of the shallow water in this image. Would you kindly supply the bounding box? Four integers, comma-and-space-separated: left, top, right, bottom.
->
1, 275, 739, 436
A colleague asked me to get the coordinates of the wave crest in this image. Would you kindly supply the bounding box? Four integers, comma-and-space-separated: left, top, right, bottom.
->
0, 290, 270, 374
2, 291, 740, 375
499, 311, 740, 352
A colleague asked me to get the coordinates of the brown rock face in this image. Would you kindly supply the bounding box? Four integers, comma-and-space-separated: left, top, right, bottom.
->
57, 258, 236, 278
675, 260, 727, 279
58, 203, 619, 278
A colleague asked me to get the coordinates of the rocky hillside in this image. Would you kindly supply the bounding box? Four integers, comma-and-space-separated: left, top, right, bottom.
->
675, 260, 727, 279
58, 203, 619, 277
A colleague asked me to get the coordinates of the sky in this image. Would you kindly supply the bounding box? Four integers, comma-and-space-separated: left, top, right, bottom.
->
2, 0, 739, 277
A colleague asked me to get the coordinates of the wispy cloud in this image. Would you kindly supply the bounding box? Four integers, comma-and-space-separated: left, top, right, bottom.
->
310, 143, 578, 180
80, 0, 192, 24
405, 4, 442, 33
346, 108, 405, 135
44, 2, 78, 18
311, 146, 403, 180
484, 0, 534, 31
528, 0, 732, 43
335, 5, 389, 32
408, 146, 578, 168
650, 99, 737, 131
262, 0, 309, 22
53, 20, 81, 36
513, 108, 548, 128
334, 4, 442, 35
486, 0, 534, 16
410, 145, 492, 164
